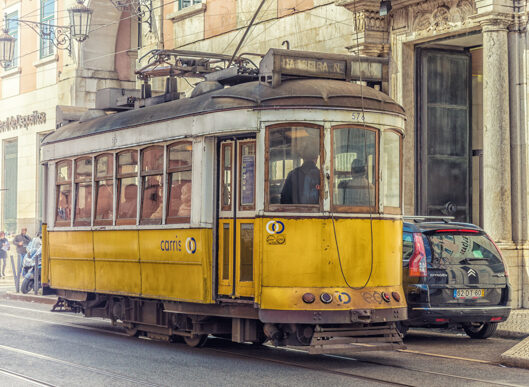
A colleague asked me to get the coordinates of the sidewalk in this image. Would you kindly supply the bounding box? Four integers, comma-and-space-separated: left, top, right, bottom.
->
498, 309, 529, 368
2, 274, 529, 367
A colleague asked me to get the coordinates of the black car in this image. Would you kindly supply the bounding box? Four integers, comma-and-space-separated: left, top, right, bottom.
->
400, 221, 511, 339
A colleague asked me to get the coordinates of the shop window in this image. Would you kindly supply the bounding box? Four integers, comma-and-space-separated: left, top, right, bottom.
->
116, 150, 138, 225
55, 160, 72, 226
74, 157, 92, 226
141, 146, 164, 224
267, 125, 322, 211
40, 0, 55, 58
95, 154, 114, 225
383, 131, 402, 213
166, 142, 192, 223
332, 126, 377, 212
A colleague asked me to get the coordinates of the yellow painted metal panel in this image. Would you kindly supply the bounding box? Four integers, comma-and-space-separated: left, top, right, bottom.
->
41, 224, 50, 286
217, 219, 233, 296
259, 217, 402, 290
93, 231, 141, 295
235, 219, 255, 298
139, 229, 212, 302
260, 286, 406, 311
48, 231, 95, 290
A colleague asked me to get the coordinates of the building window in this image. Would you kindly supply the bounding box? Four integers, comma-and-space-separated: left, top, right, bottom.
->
56, 160, 72, 226
74, 157, 92, 226
40, 0, 55, 58
332, 126, 378, 212
5, 11, 18, 69
166, 142, 192, 223
267, 125, 322, 211
116, 150, 138, 225
94, 154, 114, 225
179, 0, 202, 10
140, 146, 164, 225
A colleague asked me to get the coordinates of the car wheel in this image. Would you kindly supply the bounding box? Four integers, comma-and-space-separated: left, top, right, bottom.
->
396, 322, 409, 337
463, 322, 498, 339
21, 278, 34, 294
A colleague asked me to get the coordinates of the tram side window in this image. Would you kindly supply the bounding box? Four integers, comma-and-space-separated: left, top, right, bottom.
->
383, 131, 401, 212
95, 154, 114, 225
332, 127, 377, 211
167, 142, 192, 223
267, 126, 322, 210
141, 146, 164, 225
117, 150, 139, 225
56, 160, 72, 226
74, 158, 93, 226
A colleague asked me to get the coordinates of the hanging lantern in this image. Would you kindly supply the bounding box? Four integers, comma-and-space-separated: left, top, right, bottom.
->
68, 0, 93, 43
0, 26, 15, 69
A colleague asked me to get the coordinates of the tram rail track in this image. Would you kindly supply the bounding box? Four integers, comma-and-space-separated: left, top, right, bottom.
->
0, 304, 525, 387
0, 367, 56, 387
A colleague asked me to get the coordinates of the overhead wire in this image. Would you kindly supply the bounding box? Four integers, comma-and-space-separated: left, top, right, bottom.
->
330, 0, 375, 291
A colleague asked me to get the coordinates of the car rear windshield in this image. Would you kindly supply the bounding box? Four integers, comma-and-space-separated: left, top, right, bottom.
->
426, 231, 502, 265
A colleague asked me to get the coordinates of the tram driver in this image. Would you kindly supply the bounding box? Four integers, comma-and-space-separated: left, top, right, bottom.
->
280, 139, 320, 205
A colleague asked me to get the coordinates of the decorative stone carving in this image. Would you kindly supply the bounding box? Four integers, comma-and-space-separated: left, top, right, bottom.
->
413, 0, 477, 33
353, 11, 387, 32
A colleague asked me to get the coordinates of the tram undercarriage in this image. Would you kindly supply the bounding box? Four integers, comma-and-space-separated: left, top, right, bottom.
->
52, 291, 406, 353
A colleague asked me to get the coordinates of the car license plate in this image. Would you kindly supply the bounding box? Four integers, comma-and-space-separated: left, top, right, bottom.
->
454, 289, 484, 299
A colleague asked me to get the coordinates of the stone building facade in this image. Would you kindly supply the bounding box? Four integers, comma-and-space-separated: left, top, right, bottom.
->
0, 0, 137, 237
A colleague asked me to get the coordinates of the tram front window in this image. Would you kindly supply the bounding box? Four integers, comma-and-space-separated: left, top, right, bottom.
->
332, 127, 377, 210
268, 126, 321, 209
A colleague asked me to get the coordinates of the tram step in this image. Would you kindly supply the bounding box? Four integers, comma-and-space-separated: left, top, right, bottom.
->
309, 325, 405, 354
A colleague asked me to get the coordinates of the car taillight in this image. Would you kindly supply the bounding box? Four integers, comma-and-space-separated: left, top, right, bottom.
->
409, 233, 427, 277
486, 235, 509, 277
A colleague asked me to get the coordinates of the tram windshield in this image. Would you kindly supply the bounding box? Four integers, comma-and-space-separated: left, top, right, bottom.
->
267, 126, 322, 209
332, 127, 376, 210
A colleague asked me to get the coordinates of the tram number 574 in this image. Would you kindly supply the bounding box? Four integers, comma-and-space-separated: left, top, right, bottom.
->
352, 113, 365, 121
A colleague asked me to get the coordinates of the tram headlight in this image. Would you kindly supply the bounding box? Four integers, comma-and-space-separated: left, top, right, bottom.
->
302, 293, 315, 304
381, 292, 391, 303
320, 292, 333, 304
391, 291, 401, 302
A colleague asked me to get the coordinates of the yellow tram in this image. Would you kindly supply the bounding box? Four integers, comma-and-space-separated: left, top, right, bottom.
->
40, 49, 407, 353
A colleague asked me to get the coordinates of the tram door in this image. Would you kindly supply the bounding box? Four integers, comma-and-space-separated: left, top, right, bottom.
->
217, 138, 257, 299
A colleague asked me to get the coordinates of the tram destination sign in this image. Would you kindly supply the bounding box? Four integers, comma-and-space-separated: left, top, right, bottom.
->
259, 48, 387, 87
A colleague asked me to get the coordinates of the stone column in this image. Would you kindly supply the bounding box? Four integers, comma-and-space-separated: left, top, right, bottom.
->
480, 16, 513, 243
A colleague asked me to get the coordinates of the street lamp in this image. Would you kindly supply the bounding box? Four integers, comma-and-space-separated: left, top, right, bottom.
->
0, 0, 93, 69
69, 0, 94, 43
379, 0, 392, 16
0, 25, 15, 69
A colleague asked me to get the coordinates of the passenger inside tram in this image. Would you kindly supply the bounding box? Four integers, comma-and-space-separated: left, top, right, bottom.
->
338, 158, 374, 206
119, 184, 137, 218
280, 139, 320, 205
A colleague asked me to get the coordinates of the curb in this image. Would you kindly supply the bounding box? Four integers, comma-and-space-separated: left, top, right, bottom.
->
501, 337, 529, 369
2, 291, 57, 305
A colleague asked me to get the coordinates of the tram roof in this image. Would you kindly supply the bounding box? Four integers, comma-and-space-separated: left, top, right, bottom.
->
43, 78, 405, 145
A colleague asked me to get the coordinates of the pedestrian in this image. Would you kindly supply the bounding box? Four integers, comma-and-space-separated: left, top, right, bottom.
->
13, 228, 31, 269
0, 231, 8, 278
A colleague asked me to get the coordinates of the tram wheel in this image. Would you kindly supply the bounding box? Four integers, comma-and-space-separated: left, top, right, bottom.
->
184, 334, 208, 348
125, 327, 140, 337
